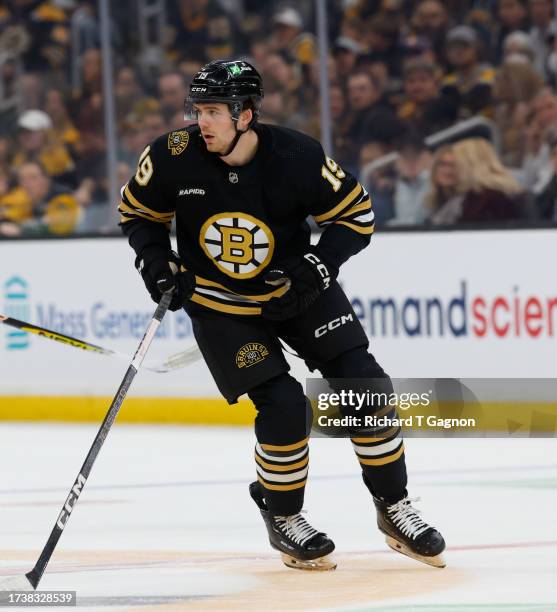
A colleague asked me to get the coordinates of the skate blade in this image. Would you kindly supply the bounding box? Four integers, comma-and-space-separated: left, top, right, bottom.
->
280, 552, 337, 571
385, 535, 446, 568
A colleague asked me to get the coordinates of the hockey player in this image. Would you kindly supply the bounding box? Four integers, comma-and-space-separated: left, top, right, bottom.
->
119, 59, 445, 571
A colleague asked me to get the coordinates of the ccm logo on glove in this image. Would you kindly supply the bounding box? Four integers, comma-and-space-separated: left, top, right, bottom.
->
303, 252, 331, 289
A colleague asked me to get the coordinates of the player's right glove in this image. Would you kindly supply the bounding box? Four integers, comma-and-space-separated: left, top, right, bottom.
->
261, 249, 336, 321
135, 249, 195, 311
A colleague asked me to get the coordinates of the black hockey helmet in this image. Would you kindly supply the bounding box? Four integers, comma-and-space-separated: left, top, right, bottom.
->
185, 59, 264, 126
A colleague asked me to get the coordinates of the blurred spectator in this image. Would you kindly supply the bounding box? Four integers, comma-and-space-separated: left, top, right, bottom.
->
332, 36, 364, 83
166, 0, 227, 62
142, 112, 167, 146
493, 60, 544, 166
528, 0, 555, 77
329, 83, 353, 167
12, 109, 75, 185
427, 138, 522, 224
114, 66, 146, 122
398, 59, 458, 137
15, 0, 72, 74
43, 88, 80, 154
344, 69, 405, 170
390, 134, 432, 225
502, 30, 536, 63
491, 0, 530, 64
77, 47, 102, 99
0, 135, 13, 175
205, 13, 238, 61
270, 7, 316, 66
410, 0, 450, 59
521, 88, 557, 192
441, 25, 496, 118
534, 127, 557, 219
0, 160, 80, 236
158, 71, 188, 126
362, 13, 404, 76
19, 73, 44, 113
359, 139, 396, 226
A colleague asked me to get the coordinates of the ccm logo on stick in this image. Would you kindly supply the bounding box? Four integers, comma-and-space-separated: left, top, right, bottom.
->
315, 314, 354, 337
56, 473, 86, 530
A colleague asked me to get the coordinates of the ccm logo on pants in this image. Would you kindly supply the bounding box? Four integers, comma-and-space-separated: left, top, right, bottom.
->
315, 314, 354, 338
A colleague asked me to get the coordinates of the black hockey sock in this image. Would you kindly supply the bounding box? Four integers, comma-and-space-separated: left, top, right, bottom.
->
352, 417, 408, 504
254, 437, 309, 515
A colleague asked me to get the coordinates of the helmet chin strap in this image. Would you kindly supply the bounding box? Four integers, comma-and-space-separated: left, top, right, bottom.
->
218, 121, 248, 157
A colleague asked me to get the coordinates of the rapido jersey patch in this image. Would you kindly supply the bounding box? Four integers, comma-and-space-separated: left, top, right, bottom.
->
168, 130, 189, 155
236, 342, 269, 368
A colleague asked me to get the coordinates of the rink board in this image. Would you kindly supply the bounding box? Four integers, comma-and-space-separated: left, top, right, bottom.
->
0, 230, 556, 424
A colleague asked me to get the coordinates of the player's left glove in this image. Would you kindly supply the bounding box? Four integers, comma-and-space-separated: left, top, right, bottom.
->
261, 248, 336, 321
135, 250, 195, 312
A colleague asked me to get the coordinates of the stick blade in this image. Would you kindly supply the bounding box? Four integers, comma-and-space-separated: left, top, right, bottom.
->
0, 574, 35, 592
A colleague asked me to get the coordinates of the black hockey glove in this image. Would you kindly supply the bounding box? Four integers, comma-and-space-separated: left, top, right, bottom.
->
261, 248, 337, 321
136, 250, 195, 312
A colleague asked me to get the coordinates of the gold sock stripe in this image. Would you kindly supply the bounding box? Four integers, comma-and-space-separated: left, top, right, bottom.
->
260, 437, 309, 452
351, 426, 401, 445
353, 434, 403, 457
313, 184, 363, 224
255, 452, 309, 472
257, 476, 307, 491
357, 443, 405, 466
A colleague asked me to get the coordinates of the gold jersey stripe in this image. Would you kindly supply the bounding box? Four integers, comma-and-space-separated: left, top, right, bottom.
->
123, 185, 175, 220
190, 293, 262, 315
340, 197, 372, 219
119, 213, 171, 230
257, 476, 307, 491
357, 443, 405, 466
336, 219, 375, 235
118, 201, 172, 225
260, 437, 309, 452
313, 183, 362, 224
194, 275, 289, 301
254, 453, 309, 472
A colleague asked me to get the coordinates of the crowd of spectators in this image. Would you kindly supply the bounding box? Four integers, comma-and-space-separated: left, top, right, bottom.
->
1, 0, 557, 238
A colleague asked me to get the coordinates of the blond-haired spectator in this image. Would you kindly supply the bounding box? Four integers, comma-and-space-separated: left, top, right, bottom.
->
427, 138, 523, 224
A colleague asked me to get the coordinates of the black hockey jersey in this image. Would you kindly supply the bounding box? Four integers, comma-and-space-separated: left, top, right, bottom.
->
119, 124, 374, 316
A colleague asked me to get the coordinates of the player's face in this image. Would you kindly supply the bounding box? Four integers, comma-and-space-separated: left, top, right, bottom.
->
194, 103, 236, 154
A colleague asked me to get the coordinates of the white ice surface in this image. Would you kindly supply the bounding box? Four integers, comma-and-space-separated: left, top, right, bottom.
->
0, 424, 556, 610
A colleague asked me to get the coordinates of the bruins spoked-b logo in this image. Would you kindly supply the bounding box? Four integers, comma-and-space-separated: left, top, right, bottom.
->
236, 342, 269, 368
200, 213, 275, 279
168, 130, 189, 155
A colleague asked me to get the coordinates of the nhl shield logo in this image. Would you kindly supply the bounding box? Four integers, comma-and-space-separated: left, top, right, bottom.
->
236, 343, 269, 368
229, 171, 239, 183
168, 130, 189, 155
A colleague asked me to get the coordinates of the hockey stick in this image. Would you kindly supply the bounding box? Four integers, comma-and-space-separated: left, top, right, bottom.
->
0, 291, 173, 592
0, 313, 201, 373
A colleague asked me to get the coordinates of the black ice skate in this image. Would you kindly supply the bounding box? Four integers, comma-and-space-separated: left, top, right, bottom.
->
249, 482, 336, 571
373, 495, 446, 568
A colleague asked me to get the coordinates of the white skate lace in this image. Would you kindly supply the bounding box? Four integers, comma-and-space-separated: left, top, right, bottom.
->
274, 511, 320, 546
387, 497, 431, 540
